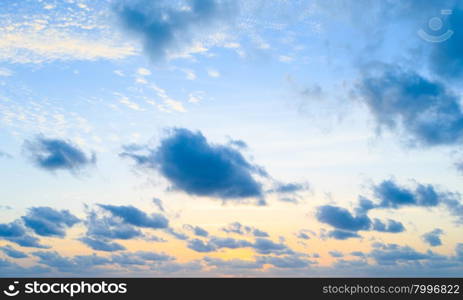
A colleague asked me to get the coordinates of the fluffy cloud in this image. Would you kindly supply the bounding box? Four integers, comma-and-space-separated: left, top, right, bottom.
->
372, 180, 463, 223
113, 0, 237, 61
79, 237, 126, 252
422, 229, 444, 247
187, 236, 292, 255
357, 64, 463, 146
184, 225, 209, 237
0, 245, 28, 259
24, 137, 96, 173
0, 221, 48, 248
22, 207, 80, 238
121, 128, 266, 202
98, 204, 169, 229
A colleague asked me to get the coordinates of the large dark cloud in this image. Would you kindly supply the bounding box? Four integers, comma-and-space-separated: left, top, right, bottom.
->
121, 128, 266, 202
113, 0, 237, 61
357, 64, 463, 146
22, 207, 80, 238
24, 137, 96, 173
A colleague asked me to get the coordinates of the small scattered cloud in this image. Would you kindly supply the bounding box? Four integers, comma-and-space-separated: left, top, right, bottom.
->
422, 229, 444, 247
24, 136, 96, 173
22, 207, 80, 238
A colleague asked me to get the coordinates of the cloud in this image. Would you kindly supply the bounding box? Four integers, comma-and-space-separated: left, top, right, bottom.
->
120, 128, 266, 202
268, 181, 310, 204
79, 237, 126, 252
204, 257, 263, 269
152, 198, 165, 212
113, 0, 237, 61
356, 64, 463, 146
329, 251, 344, 258
22, 207, 80, 238
222, 222, 269, 237
316, 205, 371, 232
24, 137, 96, 173
259, 255, 312, 269
0, 245, 28, 259
33, 251, 111, 273
0, 221, 48, 248
187, 235, 292, 255
429, 7, 463, 79
187, 239, 216, 253
184, 225, 209, 237
327, 230, 361, 240
0, 150, 12, 159
84, 210, 143, 241
372, 179, 463, 223
372, 219, 405, 233
422, 229, 444, 247
316, 201, 405, 238
370, 243, 430, 265
98, 204, 169, 229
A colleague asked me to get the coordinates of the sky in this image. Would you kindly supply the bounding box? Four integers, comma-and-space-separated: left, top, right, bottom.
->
0, 0, 463, 277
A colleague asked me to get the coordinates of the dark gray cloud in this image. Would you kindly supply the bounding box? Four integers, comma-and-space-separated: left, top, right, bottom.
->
121, 128, 266, 202
113, 0, 237, 61
22, 207, 80, 238
356, 64, 463, 146
422, 228, 444, 247
24, 137, 96, 173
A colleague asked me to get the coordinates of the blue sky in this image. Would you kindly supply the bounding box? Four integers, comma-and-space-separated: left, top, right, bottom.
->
0, 0, 463, 277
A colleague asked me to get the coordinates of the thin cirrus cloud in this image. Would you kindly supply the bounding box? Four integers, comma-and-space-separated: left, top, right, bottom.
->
113, 0, 238, 61
120, 128, 267, 203
24, 137, 96, 173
